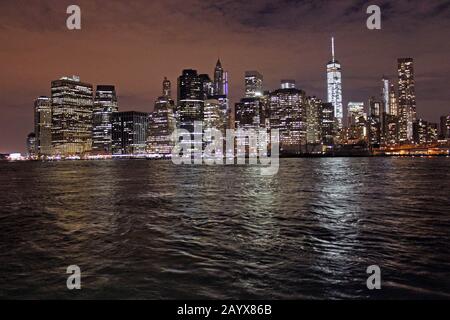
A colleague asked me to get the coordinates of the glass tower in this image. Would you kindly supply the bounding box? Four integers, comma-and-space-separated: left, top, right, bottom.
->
326, 37, 343, 129
92, 85, 118, 154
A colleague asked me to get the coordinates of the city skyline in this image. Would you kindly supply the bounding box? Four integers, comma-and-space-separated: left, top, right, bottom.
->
1, 0, 450, 153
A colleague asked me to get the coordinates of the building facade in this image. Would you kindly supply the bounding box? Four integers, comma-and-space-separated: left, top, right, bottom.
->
92, 85, 118, 154
270, 82, 307, 154
51, 76, 94, 155
245, 71, 264, 98
34, 96, 52, 157
112, 111, 149, 155
398, 58, 416, 142
327, 37, 343, 129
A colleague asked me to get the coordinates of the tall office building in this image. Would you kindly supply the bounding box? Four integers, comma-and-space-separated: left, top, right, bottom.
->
92, 85, 118, 154
412, 119, 428, 145
320, 103, 335, 148
306, 97, 322, 144
235, 98, 268, 131
348, 102, 365, 123
235, 96, 269, 156
368, 97, 382, 147
440, 115, 450, 139
270, 81, 307, 153
51, 76, 94, 155
327, 37, 343, 129
245, 71, 264, 98
199, 74, 214, 100
26, 133, 37, 158
347, 102, 367, 143
112, 111, 149, 155
389, 83, 398, 116
398, 58, 416, 142
34, 96, 52, 156
176, 69, 205, 155
148, 78, 176, 156
214, 59, 226, 96
382, 113, 399, 146
176, 69, 204, 131
381, 77, 390, 114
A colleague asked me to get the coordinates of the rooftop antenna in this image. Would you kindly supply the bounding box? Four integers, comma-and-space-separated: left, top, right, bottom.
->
331, 36, 335, 62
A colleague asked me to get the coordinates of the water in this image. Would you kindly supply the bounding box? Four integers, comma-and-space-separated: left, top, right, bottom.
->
0, 158, 449, 299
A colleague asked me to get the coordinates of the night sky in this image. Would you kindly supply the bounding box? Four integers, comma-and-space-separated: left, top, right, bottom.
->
0, 0, 449, 153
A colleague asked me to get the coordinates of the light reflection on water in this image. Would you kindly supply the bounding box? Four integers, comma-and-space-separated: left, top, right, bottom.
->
0, 158, 449, 299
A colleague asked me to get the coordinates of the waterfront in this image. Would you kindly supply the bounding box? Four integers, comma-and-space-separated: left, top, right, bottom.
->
0, 158, 449, 299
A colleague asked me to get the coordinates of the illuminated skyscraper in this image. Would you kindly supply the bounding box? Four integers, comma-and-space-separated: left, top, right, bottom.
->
398, 58, 416, 142
51, 76, 94, 155
199, 74, 214, 99
389, 83, 398, 116
26, 133, 37, 158
214, 59, 225, 96
381, 77, 390, 114
440, 115, 450, 139
176, 69, 204, 155
382, 113, 399, 146
368, 97, 382, 147
306, 97, 322, 144
148, 78, 176, 156
245, 71, 264, 98
112, 111, 149, 155
176, 69, 204, 131
92, 85, 118, 154
270, 81, 307, 153
34, 96, 52, 156
347, 102, 367, 143
327, 37, 343, 129
320, 103, 335, 148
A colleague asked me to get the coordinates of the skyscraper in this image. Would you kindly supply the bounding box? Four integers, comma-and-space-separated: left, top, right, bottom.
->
347, 102, 367, 143
270, 81, 307, 153
440, 115, 450, 139
148, 78, 176, 156
398, 58, 416, 142
177, 69, 204, 130
381, 77, 390, 114
320, 103, 335, 148
34, 96, 52, 157
199, 74, 214, 100
245, 71, 263, 98
26, 133, 37, 158
327, 37, 343, 129
389, 83, 398, 116
176, 69, 205, 154
214, 59, 225, 96
306, 97, 322, 145
51, 76, 94, 156
112, 111, 149, 155
368, 97, 382, 147
92, 85, 119, 154
235, 96, 269, 157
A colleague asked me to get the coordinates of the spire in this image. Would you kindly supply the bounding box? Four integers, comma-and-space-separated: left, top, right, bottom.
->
331, 37, 335, 62
216, 58, 222, 68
